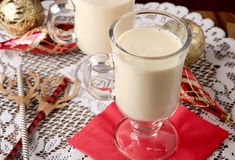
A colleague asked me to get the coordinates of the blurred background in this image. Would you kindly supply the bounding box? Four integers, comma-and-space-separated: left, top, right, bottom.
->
136, 0, 235, 38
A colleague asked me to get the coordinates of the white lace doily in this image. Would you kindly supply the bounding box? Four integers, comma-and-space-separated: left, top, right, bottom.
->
0, 1, 235, 160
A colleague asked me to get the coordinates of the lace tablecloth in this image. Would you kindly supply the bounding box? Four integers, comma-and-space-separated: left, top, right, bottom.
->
0, 1, 235, 160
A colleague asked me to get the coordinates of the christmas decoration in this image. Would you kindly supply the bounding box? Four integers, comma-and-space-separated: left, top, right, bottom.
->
2, 74, 79, 159
180, 68, 234, 124
0, 24, 78, 54
0, 0, 45, 36
184, 19, 205, 66
0, 70, 39, 107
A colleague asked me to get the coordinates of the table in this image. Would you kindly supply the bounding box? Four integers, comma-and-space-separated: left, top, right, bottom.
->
196, 11, 235, 39
0, 1, 235, 160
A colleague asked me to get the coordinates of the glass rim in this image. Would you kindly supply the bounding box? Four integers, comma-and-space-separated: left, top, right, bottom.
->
109, 10, 192, 60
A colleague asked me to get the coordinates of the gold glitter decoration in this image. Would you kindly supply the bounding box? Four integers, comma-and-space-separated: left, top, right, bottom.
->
0, 0, 45, 36
184, 19, 205, 66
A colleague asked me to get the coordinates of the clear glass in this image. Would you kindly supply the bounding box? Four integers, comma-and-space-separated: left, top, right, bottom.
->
109, 10, 191, 160
83, 10, 191, 160
47, 0, 135, 55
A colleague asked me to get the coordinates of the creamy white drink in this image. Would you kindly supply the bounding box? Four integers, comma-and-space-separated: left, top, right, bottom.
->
72, 0, 134, 54
115, 27, 184, 121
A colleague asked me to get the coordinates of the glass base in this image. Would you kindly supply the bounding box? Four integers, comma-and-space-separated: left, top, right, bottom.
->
114, 118, 178, 160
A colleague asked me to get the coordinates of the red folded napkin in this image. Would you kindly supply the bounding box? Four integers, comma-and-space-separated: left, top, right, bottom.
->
68, 102, 228, 160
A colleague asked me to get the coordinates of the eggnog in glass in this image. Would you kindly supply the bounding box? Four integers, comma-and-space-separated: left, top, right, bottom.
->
47, 0, 134, 54
115, 27, 183, 122
83, 10, 191, 160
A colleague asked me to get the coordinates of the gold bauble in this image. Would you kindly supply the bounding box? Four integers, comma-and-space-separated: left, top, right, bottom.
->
0, 0, 45, 36
184, 19, 205, 66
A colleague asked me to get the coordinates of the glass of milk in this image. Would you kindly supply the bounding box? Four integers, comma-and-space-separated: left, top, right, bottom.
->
83, 10, 191, 159
47, 0, 134, 55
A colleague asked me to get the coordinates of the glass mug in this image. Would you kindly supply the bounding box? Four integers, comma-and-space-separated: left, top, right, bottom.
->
83, 10, 191, 160
47, 0, 135, 55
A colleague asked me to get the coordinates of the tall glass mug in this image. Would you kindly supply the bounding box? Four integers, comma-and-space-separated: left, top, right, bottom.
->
83, 10, 191, 160
47, 0, 135, 54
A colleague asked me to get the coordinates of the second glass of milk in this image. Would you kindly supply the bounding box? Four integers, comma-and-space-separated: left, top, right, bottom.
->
47, 0, 135, 54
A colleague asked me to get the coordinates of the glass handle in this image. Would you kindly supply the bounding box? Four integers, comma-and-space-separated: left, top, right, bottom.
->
47, 0, 77, 44
83, 53, 115, 101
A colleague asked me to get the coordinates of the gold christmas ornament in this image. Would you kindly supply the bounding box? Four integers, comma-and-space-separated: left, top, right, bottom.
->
184, 19, 205, 66
0, 0, 45, 36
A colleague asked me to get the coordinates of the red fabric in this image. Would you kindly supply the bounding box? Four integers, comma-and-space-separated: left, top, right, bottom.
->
68, 102, 228, 160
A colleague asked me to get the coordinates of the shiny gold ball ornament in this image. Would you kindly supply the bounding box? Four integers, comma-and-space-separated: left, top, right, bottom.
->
184, 19, 205, 66
0, 0, 45, 36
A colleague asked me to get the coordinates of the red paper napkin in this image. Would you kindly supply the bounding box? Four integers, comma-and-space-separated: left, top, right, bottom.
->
68, 102, 228, 160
